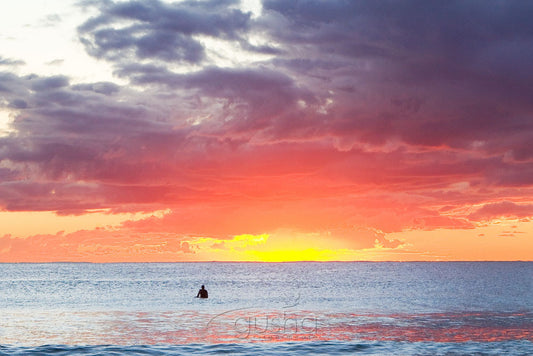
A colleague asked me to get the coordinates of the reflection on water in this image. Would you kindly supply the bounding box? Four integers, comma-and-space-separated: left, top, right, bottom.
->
1, 309, 531, 345
0, 262, 531, 348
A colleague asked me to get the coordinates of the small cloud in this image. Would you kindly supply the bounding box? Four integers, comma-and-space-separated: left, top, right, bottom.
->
72, 82, 120, 95
46, 59, 64, 66
497, 230, 524, 238
29, 75, 70, 91
210, 242, 226, 250
39, 14, 62, 27
469, 201, 533, 221
498, 233, 516, 237
374, 236, 404, 249
0, 56, 25, 66
232, 234, 269, 248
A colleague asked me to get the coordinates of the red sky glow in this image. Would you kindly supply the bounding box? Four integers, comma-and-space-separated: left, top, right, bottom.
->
0, 0, 533, 262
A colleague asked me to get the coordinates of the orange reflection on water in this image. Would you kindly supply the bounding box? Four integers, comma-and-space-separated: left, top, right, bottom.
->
200, 310, 533, 344
319, 312, 533, 343
1, 310, 530, 345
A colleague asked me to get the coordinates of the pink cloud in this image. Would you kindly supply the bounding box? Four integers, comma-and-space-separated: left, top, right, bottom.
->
0, 229, 194, 262
469, 201, 533, 221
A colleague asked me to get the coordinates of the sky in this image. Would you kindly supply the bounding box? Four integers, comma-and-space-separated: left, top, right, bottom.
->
0, 0, 532, 262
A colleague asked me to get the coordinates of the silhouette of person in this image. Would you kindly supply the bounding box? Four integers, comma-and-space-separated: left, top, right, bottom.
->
196, 285, 208, 298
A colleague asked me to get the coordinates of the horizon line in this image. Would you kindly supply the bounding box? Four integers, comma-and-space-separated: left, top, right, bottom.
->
0, 260, 531, 264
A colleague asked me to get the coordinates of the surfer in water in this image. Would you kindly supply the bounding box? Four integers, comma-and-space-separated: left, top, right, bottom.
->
196, 285, 208, 298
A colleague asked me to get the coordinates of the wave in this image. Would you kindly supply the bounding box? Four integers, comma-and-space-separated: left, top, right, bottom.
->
1, 341, 532, 356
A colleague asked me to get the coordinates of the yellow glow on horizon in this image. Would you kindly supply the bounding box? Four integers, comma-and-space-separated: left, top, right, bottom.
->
1, 212, 531, 262
186, 220, 533, 262
246, 248, 352, 262
190, 232, 380, 262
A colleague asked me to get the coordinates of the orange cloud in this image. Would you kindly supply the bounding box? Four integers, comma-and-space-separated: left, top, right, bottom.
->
0, 229, 194, 263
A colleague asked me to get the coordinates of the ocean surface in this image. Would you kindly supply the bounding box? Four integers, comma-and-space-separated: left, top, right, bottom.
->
0, 262, 531, 355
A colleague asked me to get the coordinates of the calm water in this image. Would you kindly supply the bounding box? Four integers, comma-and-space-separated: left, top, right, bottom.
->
0, 262, 531, 355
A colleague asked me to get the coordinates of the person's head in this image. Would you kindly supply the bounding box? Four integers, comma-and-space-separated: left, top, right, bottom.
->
201, 285, 205, 289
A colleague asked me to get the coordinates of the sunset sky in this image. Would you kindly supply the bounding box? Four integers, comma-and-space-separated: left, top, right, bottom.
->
1, 0, 532, 262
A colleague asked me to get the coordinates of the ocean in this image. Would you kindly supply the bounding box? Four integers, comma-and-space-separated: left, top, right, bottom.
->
0, 262, 531, 355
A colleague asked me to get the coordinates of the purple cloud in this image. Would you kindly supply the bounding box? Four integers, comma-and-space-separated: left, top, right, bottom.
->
1, 0, 532, 240
79, 0, 252, 63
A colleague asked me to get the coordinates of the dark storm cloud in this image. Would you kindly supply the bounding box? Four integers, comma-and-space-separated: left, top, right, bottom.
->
183, 66, 307, 132
0, 68, 294, 213
0, 71, 188, 209
263, 0, 533, 62
261, 0, 533, 157
79, 0, 251, 63
0, 181, 102, 213
114, 63, 311, 134
1, 0, 533, 235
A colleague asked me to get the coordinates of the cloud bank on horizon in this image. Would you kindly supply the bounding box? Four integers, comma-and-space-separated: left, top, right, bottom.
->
1, 0, 532, 261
